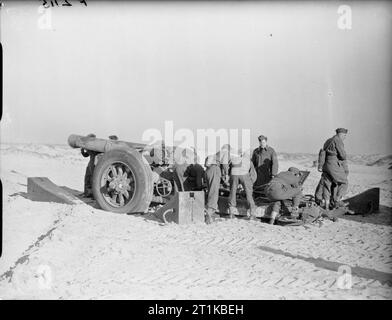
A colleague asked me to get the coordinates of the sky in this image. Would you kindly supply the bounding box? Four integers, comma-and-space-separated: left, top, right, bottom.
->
1, 0, 391, 154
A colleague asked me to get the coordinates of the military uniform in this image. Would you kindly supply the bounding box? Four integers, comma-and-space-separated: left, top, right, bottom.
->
228, 153, 257, 217
314, 176, 323, 204
82, 148, 98, 197
204, 149, 230, 215
321, 134, 349, 207
81, 133, 98, 198
315, 150, 336, 205
265, 168, 302, 214
175, 163, 205, 191
251, 146, 278, 188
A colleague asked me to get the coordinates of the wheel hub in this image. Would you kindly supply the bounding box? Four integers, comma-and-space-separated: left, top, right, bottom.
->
109, 175, 130, 193
102, 163, 135, 207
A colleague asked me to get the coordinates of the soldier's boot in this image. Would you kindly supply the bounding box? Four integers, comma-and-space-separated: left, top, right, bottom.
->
269, 211, 279, 225
334, 200, 349, 209
321, 209, 338, 222
210, 211, 221, 220
80, 187, 90, 198
228, 206, 238, 219
205, 210, 213, 224
247, 208, 259, 221
205, 208, 216, 224
211, 209, 221, 220
84, 189, 94, 199
205, 213, 212, 225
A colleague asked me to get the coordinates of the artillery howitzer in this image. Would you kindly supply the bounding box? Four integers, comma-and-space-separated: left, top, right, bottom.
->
68, 134, 380, 221
68, 134, 187, 214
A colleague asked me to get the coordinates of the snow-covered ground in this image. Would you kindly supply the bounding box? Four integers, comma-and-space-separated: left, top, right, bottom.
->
0, 143, 391, 299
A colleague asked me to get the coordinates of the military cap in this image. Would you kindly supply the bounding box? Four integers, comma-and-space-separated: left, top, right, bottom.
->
258, 135, 268, 141
288, 167, 301, 175
336, 128, 348, 134
109, 135, 118, 140
87, 133, 96, 138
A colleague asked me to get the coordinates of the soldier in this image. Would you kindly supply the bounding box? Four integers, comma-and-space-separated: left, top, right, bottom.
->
320, 128, 349, 209
204, 144, 231, 224
228, 149, 258, 220
314, 175, 330, 207
174, 148, 205, 191
265, 167, 303, 225
314, 170, 337, 209
314, 149, 336, 208
187, 163, 205, 191
81, 133, 99, 198
251, 135, 278, 192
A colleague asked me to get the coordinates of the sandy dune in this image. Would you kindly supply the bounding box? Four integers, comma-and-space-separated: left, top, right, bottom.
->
0, 144, 391, 299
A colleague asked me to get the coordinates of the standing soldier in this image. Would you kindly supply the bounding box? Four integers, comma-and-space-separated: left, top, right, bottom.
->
314, 175, 330, 208
315, 150, 331, 207
265, 167, 303, 225
320, 128, 349, 209
228, 149, 258, 220
314, 150, 337, 208
251, 135, 278, 193
204, 144, 231, 224
81, 133, 98, 198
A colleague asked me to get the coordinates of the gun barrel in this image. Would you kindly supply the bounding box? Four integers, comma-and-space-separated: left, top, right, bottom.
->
68, 134, 146, 153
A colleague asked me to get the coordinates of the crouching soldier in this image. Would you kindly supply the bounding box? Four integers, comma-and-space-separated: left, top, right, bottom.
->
228, 149, 259, 220
265, 167, 303, 225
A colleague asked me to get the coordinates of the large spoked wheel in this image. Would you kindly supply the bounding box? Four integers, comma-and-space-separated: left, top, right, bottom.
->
101, 162, 136, 207
92, 149, 153, 214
